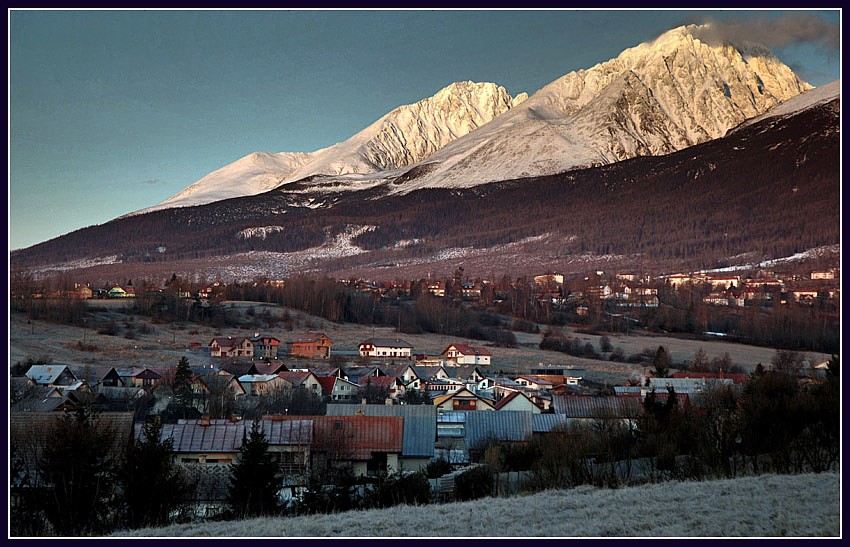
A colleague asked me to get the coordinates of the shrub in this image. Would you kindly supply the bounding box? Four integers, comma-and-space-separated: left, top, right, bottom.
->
425, 456, 453, 479
454, 466, 493, 501
364, 471, 432, 509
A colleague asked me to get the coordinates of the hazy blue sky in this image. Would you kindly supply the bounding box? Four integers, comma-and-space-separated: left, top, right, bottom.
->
8, 9, 841, 250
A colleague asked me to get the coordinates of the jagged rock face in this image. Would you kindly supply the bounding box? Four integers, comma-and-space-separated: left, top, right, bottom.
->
398, 24, 813, 190
363, 81, 526, 170
147, 24, 812, 212
146, 81, 524, 212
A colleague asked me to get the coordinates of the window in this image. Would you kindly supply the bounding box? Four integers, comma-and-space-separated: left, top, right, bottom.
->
453, 399, 475, 411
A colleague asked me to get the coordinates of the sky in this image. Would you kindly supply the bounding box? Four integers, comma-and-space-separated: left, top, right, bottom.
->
8, 8, 841, 251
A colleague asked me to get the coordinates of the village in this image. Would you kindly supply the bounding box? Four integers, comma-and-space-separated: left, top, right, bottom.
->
10, 263, 840, 527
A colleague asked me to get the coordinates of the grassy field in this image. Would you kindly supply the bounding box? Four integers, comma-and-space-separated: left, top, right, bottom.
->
9, 300, 831, 386
112, 471, 840, 538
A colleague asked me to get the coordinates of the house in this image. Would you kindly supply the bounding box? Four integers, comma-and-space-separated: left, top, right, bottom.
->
75, 285, 93, 299
317, 376, 360, 402
441, 344, 492, 366
426, 281, 446, 297
422, 377, 467, 394
286, 332, 332, 359
287, 415, 404, 477
810, 270, 835, 280
358, 338, 413, 359
433, 387, 495, 411
461, 282, 482, 300
251, 334, 281, 360
25, 364, 78, 387
379, 363, 423, 390
513, 375, 554, 391
237, 374, 291, 396
358, 375, 406, 400
117, 367, 163, 389
551, 394, 643, 427
413, 364, 451, 381
209, 336, 254, 358
326, 403, 437, 472
108, 286, 128, 298
277, 370, 323, 398
435, 410, 534, 464
493, 391, 541, 413
706, 275, 741, 290
191, 370, 247, 406
11, 386, 101, 412
144, 417, 313, 519
308, 366, 345, 378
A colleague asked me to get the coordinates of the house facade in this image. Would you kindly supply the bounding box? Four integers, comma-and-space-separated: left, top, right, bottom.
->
209, 337, 254, 358
287, 332, 332, 359
251, 335, 281, 359
358, 338, 413, 359
434, 387, 495, 411
441, 344, 492, 366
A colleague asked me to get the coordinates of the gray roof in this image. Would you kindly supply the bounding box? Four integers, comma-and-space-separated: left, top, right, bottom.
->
644, 377, 734, 393
552, 395, 644, 418
532, 413, 571, 433
325, 404, 435, 458
25, 364, 76, 385
463, 410, 534, 449
136, 419, 313, 452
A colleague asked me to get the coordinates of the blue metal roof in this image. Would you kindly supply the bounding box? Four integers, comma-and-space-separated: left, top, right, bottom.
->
464, 410, 533, 448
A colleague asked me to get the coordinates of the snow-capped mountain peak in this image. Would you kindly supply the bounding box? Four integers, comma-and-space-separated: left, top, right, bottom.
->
142, 24, 813, 213
140, 81, 525, 213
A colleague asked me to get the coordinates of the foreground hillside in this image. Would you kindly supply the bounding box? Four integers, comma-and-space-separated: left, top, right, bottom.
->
115, 472, 839, 538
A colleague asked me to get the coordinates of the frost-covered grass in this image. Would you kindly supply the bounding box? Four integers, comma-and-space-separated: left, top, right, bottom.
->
113, 472, 839, 538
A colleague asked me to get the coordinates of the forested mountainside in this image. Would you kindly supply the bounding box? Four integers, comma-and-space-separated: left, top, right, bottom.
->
11, 93, 839, 280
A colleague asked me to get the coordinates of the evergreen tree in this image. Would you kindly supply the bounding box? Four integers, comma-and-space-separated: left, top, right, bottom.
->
228, 419, 282, 518
124, 417, 193, 529
651, 345, 671, 378
173, 357, 193, 408
37, 405, 120, 536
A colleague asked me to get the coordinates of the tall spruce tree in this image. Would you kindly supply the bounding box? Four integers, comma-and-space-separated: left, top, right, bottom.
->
124, 417, 193, 529
173, 357, 193, 408
228, 419, 282, 518
652, 345, 671, 378
37, 405, 120, 536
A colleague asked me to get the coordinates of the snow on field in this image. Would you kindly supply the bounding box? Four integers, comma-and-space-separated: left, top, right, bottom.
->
236, 226, 287, 240
698, 244, 841, 274
30, 255, 122, 278
114, 471, 839, 538
212, 225, 378, 279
